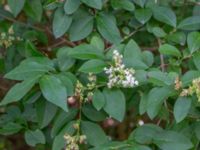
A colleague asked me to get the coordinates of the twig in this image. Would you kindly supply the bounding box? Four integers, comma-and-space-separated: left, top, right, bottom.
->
0, 13, 76, 48
104, 25, 144, 52
0, 13, 43, 32
158, 38, 165, 72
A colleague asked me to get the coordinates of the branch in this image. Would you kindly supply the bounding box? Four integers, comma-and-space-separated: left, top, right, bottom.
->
158, 38, 165, 72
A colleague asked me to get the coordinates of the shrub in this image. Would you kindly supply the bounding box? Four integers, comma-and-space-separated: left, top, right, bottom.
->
0, 0, 200, 150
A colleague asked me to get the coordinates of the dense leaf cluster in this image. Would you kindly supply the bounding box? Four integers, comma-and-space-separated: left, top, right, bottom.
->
0, 0, 200, 150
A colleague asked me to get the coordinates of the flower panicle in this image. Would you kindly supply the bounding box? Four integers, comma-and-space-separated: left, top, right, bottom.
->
104, 50, 138, 88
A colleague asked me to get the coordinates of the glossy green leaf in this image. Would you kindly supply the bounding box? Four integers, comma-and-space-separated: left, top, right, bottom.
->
81, 0, 103, 9
153, 131, 193, 150
111, 0, 135, 11
24, 0, 43, 22
142, 51, 154, 67
90, 36, 105, 51
68, 44, 104, 60
25, 129, 45, 146
152, 27, 166, 38
133, 0, 146, 7
165, 32, 186, 45
64, 0, 80, 14
92, 89, 105, 110
36, 99, 57, 128
174, 97, 191, 123
178, 16, 200, 30
135, 8, 152, 24
159, 44, 181, 57
181, 70, 200, 87
187, 32, 200, 53
79, 59, 107, 73
193, 52, 200, 70
0, 122, 23, 135
82, 105, 107, 121
8, 0, 25, 17
69, 14, 94, 41
4, 57, 54, 80
129, 124, 163, 144
56, 47, 75, 71
51, 109, 78, 137
147, 87, 172, 119
53, 8, 72, 38
81, 121, 108, 146
124, 39, 142, 59
1, 75, 40, 105
52, 121, 76, 150
152, 6, 176, 27
39, 75, 68, 112
103, 88, 125, 122
139, 92, 148, 115
96, 13, 121, 44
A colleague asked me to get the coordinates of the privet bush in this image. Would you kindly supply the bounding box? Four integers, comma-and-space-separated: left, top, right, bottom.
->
0, 0, 200, 150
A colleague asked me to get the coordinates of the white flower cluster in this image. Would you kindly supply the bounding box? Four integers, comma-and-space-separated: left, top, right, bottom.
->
104, 50, 138, 88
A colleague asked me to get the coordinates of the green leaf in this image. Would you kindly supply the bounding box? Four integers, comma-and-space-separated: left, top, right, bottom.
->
195, 122, 200, 140
178, 16, 200, 30
96, 13, 121, 44
53, 8, 72, 38
152, 27, 166, 38
135, 8, 152, 24
8, 0, 25, 17
0, 122, 23, 135
181, 70, 200, 87
1, 75, 40, 105
139, 92, 148, 115
51, 109, 78, 137
4, 57, 54, 80
193, 52, 200, 70
25, 40, 44, 57
174, 97, 191, 123
111, 0, 135, 11
159, 44, 181, 57
39, 75, 68, 112
187, 32, 200, 53
81, 121, 108, 146
24, 129, 45, 146
68, 44, 104, 60
124, 39, 142, 59
129, 124, 163, 144
133, 0, 146, 7
147, 87, 172, 119
90, 36, 105, 51
123, 58, 148, 70
152, 6, 176, 27
79, 59, 107, 73
142, 51, 154, 67
148, 71, 175, 86
69, 14, 94, 41
153, 131, 193, 150
64, 0, 80, 14
52, 121, 76, 150
56, 47, 75, 71
103, 88, 125, 122
56, 74, 74, 96
24, 0, 43, 22
82, 105, 107, 121
165, 32, 186, 45
81, 0, 103, 9
92, 90, 105, 111
36, 99, 57, 129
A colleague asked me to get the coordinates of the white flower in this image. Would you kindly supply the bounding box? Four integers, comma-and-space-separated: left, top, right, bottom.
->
138, 120, 144, 126
105, 50, 139, 88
